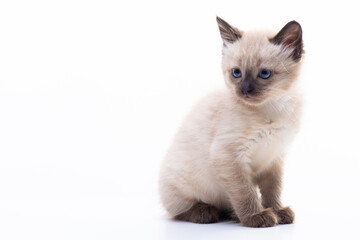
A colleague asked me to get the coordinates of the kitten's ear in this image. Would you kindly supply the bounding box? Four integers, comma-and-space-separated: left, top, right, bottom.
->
216, 16, 242, 46
270, 21, 303, 61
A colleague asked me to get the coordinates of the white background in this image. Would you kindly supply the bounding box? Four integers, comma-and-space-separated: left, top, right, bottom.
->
1, 0, 360, 239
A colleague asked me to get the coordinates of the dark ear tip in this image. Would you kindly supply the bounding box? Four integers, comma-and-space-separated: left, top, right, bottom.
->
287, 20, 302, 30
216, 16, 224, 24
288, 20, 300, 25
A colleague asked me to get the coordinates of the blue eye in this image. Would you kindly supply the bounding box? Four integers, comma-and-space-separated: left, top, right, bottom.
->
232, 68, 242, 78
259, 69, 271, 79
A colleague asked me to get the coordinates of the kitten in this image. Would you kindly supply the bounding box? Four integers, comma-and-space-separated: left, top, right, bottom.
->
159, 17, 303, 228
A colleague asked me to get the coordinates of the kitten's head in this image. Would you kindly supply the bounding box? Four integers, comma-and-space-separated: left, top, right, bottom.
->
217, 17, 303, 106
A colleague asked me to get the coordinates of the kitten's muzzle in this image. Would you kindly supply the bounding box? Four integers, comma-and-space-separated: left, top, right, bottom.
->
240, 84, 255, 95
240, 76, 255, 95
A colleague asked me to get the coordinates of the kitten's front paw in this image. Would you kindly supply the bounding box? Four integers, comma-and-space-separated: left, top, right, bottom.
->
274, 206, 295, 224
242, 208, 278, 228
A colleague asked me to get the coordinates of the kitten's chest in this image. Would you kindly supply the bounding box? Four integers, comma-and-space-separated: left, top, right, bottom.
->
244, 120, 296, 173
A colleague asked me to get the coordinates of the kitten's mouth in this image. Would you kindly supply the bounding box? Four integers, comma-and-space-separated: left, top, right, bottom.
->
243, 94, 256, 101
236, 88, 263, 104
240, 93, 263, 105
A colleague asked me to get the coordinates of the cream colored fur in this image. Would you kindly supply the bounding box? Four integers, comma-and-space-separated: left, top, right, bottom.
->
159, 21, 303, 226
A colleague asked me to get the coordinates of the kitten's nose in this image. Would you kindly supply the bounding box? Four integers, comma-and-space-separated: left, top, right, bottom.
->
241, 85, 255, 95
240, 80, 255, 95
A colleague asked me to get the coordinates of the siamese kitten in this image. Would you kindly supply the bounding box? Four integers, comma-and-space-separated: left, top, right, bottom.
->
159, 17, 303, 228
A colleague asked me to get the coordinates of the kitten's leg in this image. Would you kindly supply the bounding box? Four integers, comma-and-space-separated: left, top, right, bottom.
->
175, 202, 221, 224
219, 207, 240, 222
212, 151, 277, 227
255, 160, 295, 224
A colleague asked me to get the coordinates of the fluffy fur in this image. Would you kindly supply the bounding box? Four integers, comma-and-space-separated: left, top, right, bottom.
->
159, 17, 303, 228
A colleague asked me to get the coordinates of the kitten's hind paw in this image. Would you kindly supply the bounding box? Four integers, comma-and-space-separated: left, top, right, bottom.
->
274, 206, 295, 224
175, 202, 220, 224
242, 208, 278, 228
